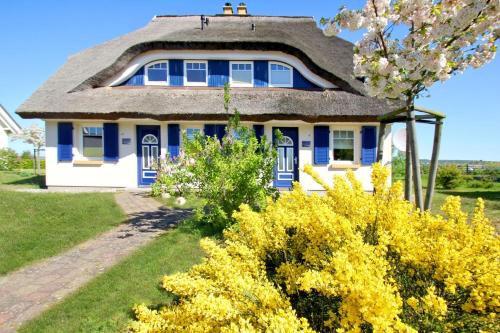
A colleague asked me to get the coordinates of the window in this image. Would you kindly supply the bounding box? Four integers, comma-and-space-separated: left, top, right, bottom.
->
269, 62, 292, 87
230, 61, 253, 87
145, 61, 168, 85
185, 61, 207, 86
333, 130, 354, 161
186, 128, 201, 141
82, 126, 103, 158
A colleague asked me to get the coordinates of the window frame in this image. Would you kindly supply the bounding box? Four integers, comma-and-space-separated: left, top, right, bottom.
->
144, 60, 169, 86
185, 128, 201, 141
229, 61, 254, 87
332, 128, 356, 163
184, 60, 208, 87
80, 123, 104, 160
268, 61, 293, 88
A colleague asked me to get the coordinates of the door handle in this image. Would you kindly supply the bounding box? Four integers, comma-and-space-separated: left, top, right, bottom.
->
294, 156, 298, 165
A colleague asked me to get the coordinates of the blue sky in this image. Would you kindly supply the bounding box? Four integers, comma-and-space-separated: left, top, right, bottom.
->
1, 0, 498, 160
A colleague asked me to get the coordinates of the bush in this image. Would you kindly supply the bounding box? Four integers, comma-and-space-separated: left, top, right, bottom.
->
131, 164, 499, 332
0, 148, 19, 171
152, 86, 278, 230
17, 158, 45, 170
436, 164, 463, 189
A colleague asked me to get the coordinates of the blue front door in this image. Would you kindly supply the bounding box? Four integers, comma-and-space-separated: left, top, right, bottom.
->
273, 127, 299, 188
137, 125, 161, 186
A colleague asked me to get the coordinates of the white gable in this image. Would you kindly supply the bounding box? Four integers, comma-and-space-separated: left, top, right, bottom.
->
0, 105, 22, 149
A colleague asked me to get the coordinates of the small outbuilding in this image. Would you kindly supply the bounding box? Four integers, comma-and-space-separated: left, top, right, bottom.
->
0, 104, 22, 149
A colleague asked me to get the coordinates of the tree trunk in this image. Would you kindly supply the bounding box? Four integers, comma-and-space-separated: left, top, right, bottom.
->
404, 126, 412, 201
406, 103, 423, 210
424, 121, 443, 210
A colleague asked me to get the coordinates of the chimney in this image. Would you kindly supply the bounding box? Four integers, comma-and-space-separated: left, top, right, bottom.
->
223, 3, 233, 15
237, 2, 248, 15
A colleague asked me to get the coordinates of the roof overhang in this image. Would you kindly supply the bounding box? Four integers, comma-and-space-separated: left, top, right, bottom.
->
0, 104, 22, 134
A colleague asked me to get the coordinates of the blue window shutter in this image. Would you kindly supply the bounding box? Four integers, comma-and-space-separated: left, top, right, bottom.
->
254, 60, 268, 87
216, 124, 226, 139
169, 60, 183, 86
103, 123, 119, 161
293, 69, 317, 89
361, 126, 377, 165
204, 124, 216, 137
57, 122, 73, 162
253, 124, 264, 142
168, 124, 180, 158
208, 60, 229, 87
314, 126, 330, 165
120, 67, 144, 86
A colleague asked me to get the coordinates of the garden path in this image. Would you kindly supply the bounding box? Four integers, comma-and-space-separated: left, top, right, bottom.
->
0, 191, 189, 333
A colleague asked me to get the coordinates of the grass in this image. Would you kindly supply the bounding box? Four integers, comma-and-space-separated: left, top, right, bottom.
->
18, 220, 206, 333
394, 175, 500, 228
0, 190, 125, 274
0, 169, 45, 189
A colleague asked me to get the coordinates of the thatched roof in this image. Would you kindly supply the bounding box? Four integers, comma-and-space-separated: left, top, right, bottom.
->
17, 15, 400, 120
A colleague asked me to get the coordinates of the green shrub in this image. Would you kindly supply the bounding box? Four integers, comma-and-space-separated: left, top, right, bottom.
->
391, 152, 405, 180
0, 148, 19, 171
17, 158, 45, 170
152, 85, 278, 230
436, 164, 463, 189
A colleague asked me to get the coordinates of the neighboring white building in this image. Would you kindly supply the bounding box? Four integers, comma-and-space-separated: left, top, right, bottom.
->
0, 104, 22, 149
17, 6, 398, 191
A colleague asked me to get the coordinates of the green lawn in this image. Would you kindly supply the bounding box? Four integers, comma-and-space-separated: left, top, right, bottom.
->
0, 190, 125, 274
18, 221, 205, 333
0, 170, 45, 189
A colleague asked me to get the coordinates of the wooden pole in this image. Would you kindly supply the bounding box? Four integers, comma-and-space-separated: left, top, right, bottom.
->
407, 107, 424, 210
424, 120, 443, 210
404, 125, 412, 201
376, 123, 386, 162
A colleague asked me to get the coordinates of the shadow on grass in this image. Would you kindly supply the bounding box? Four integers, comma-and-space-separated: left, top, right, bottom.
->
438, 189, 500, 201
5, 175, 46, 188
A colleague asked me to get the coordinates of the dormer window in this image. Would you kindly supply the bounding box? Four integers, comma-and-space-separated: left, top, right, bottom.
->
269, 62, 293, 87
184, 61, 208, 86
230, 61, 253, 87
145, 61, 169, 85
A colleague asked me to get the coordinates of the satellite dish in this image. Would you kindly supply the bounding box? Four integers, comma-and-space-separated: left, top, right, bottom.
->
393, 128, 407, 152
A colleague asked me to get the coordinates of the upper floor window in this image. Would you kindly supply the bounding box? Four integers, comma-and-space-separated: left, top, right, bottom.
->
230, 61, 253, 87
269, 62, 293, 87
145, 61, 168, 85
184, 61, 207, 86
82, 126, 103, 158
333, 130, 354, 162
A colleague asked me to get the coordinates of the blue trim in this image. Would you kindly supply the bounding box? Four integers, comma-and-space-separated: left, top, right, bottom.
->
293, 69, 317, 89
57, 122, 73, 162
208, 60, 229, 87
167, 124, 180, 158
121, 67, 144, 86
361, 126, 377, 166
137, 125, 161, 186
169, 60, 184, 86
103, 123, 119, 161
253, 124, 264, 142
314, 126, 329, 165
273, 127, 299, 188
254, 60, 268, 87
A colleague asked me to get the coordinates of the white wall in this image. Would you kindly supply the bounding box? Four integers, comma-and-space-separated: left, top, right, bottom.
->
45, 119, 391, 190
0, 128, 7, 149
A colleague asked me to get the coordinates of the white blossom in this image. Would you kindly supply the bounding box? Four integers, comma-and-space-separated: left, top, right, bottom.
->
324, 0, 499, 101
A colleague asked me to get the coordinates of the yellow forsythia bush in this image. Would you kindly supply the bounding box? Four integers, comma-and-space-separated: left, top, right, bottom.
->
130, 164, 499, 332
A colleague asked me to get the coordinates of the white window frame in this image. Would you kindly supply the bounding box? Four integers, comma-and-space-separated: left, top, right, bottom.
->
331, 127, 357, 163
144, 60, 169, 86
229, 61, 254, 87
184, 60, 208, 87
80, 123, 104, 160
268, 61, 293, 88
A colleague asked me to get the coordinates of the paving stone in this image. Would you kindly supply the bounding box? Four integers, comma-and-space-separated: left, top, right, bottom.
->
0, 191, 190, 333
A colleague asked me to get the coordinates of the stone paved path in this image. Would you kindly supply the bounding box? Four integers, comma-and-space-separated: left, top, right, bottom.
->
0, 191, 190, 333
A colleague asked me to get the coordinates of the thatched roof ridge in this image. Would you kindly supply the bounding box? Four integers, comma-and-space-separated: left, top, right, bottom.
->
17, 15, 401, 119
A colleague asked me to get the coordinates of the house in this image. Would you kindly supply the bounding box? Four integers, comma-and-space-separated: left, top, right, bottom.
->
16, 4, 398, 191
0, 104, 22, 149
